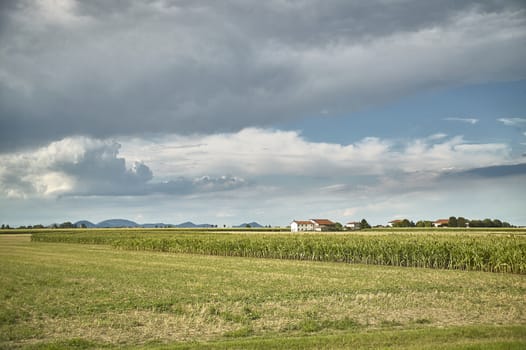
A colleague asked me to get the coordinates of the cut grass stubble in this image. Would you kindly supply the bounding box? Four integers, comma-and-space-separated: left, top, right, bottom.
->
1, 234, 526, 349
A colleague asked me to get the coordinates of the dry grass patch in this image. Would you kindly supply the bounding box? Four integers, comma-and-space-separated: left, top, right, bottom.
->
35, 310, 236, 345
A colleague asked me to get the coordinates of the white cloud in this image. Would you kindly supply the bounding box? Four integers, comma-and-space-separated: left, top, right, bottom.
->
29, 171, 74, 196
498, 117, 526, 126
444, 117, 479, 124
120, 128, 512, 178
0, 137, 105, 198
122, 130, 393, 177
0, 137, 245, 198
428, 133, 448, 140
1, 129, 517, 200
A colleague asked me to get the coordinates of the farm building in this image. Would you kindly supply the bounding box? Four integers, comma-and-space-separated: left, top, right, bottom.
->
345, 221, 361, 230
387, 219, 403, 227
433, 219, 449, 227
291, 219, 335, 232
290, 220, 314, 232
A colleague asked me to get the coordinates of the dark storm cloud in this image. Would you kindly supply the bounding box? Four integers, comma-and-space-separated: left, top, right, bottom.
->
72, 1, 526, 45
1, 0, 525, 151
56, 142, 155, 195
447, 163, 526, 178
62, 144, 247, 196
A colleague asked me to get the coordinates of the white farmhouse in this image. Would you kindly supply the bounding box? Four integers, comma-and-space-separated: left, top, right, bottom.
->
290, 219, 335, 232
290, 220, 314, 232
345, 221, 361, 230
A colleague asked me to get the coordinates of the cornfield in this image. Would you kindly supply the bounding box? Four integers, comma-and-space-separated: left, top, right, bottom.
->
31, 230, 526, 274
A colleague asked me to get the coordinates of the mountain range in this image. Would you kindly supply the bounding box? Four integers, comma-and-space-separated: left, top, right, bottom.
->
74, 219, 262, 228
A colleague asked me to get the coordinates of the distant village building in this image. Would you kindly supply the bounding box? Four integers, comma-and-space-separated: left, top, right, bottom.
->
387, 219, 403, 227
290, 220, 314, 232
433, 219, 449, 227
345, 221, 361, 230
291, 219, 335, 232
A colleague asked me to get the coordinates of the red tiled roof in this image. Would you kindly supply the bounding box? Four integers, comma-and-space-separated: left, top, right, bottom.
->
389, 219, 403, 223
434, 219, 449, 224
293, 220, 313, 225
311, 219, 334, 225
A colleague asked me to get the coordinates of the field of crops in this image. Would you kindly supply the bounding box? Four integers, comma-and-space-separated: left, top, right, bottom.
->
31, 229, 526, 274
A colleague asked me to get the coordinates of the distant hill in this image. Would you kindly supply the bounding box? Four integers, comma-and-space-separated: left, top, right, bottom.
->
72, 219, 215, 228
175, 221, 214, 228
74, 220, 96, 228
97, 219, 139, 228
235, 222, 263, 228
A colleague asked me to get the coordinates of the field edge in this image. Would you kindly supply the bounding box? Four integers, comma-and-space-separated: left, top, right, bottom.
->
11, 324, 526, 350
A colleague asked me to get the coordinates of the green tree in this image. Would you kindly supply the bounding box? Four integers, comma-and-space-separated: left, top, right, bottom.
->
448, 216, 458, 227
415, 220, 432, 228
492, 219, 502, 227
469, 220, 481, 227
457, 217, 467, 228
334, 222, 343, 231
360, 219, 371, 229
393, 219, 413, 228
482, 218, 493, 227
59, 222, 75, 229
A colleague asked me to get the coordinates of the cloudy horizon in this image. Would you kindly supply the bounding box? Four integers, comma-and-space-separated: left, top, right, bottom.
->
1, 0, 525, 227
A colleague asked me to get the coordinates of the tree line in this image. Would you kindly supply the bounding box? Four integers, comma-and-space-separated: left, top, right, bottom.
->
390, 216, 513, 228
1, 222, 85, 230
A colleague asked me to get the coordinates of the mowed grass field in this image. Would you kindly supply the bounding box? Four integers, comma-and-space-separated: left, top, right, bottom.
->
1, 232, 526, 349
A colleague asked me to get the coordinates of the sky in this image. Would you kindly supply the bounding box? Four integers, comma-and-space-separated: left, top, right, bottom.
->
1, 0, 525, 227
